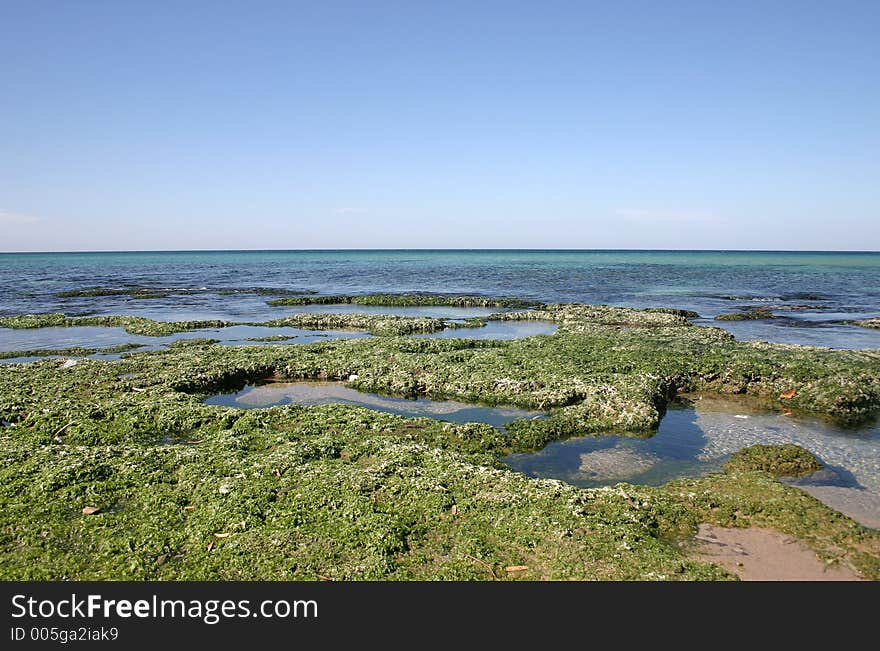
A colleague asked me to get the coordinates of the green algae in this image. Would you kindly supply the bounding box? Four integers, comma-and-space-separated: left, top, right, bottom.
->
644, 308, 700, 318
0, 312, 460, 338
167, 338, 220, 348
0, 313, 235, 336
715, 307, 775, 321
1, 302, 879, 580
0, 343, 144, 360
0, 419, 730, 580
723, 443, 823, 477
489, 303, 698, 328
267, 293, 544, 309
260, 314, 450, 336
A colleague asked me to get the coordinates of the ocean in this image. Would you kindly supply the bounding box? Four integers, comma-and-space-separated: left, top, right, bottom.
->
1, 249, 879, 348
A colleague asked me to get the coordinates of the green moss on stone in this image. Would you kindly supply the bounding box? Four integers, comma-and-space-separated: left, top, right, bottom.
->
715, 307, 775, 321
267, 293, 544, 309
723, 444, 823, 477
0, 343, 144, 360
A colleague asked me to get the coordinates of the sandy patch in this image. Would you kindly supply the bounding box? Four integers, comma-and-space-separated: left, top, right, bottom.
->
688, 524, 862, 581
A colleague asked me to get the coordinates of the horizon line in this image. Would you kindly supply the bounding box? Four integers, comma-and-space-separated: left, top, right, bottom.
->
2, 247, 880, 255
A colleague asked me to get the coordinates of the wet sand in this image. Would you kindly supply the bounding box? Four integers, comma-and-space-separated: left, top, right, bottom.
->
688, 523, 862, 581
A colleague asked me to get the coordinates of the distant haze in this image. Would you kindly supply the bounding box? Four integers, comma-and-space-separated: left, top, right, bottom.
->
1, 2, 878, 252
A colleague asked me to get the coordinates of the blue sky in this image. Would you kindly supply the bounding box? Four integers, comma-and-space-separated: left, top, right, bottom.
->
1, 1, 878, 251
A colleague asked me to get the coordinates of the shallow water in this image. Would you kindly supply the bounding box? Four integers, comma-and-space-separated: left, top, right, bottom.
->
504, 395, 880, 528
2, 249, 878, 348
0, 325, 372, 363
0, 326, 141, 351
205, 381, 544, 428
0, 319, 555, 362
694, 316, 880, 349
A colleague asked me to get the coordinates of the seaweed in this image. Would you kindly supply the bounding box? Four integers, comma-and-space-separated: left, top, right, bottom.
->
715, 307, 775, 321
723, 443, 823, 477
0, 343, 144, 360
267, 293, 544, 309
1, 301, 879, 580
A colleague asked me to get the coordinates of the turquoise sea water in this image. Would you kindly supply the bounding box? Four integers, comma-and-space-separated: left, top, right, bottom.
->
0, 249, 878, 348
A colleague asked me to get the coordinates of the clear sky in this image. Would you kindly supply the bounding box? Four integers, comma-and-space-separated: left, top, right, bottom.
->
1, 1, 878, 252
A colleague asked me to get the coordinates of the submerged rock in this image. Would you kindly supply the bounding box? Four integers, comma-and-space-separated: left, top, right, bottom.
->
577, 448, 659, 480
724, 443, 823, 477
853, 318, 880, 330
715, 307, 775, 321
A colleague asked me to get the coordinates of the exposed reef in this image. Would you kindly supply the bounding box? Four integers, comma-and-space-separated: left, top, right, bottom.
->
0, 343, 144, 360
266, 293, 544, 309
715, 307, 776, 321
1, 301, 878, 580
854, 318, 880, 330
723, 443, 823, 477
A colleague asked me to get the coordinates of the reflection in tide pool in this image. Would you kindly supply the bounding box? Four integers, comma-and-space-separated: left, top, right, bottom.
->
504, 395, 880, 529
205, 381, 544, 429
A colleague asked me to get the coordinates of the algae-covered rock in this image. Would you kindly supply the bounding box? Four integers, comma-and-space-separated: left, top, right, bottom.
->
715, 307, 775, 321
724, 444, 823, 477
0, 313, 233, 336
267, 293, 543, 309
0, 343, 143, 360
645, 308, 700, 318
853, 318, 880, 330
261, 313, 449, 336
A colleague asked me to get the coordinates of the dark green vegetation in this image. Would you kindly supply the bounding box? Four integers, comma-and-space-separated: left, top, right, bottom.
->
260, 314, 450, 336
57, 287, 173, 299
0, 313, 235, 337
0, 312, 449, 337
267, 293, 543, 308
715, 306, 775, 321
0, 343, 144, 360
1, 302, 878, 580
723, 443, 823, 477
